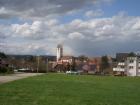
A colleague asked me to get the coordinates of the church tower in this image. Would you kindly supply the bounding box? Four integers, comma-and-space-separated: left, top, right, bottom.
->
57, 44, 63, 62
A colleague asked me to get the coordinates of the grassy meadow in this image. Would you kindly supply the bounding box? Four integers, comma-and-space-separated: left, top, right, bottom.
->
0, 73, 140, 105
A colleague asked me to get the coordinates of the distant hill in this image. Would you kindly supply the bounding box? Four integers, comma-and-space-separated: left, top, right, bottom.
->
7, 55, 56, 61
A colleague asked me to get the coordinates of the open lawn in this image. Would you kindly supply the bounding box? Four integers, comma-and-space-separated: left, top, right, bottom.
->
0, 73, 140, 105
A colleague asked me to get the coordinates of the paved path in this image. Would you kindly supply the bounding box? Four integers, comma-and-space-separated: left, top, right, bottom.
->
0, 73, 43, 84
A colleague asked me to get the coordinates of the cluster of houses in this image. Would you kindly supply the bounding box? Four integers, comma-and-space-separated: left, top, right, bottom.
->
52, 44, 110, 74
1, 44, 140, 76
53, 44, 140, 76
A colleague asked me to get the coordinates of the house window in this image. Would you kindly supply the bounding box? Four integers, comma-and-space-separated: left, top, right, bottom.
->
121, 66, 124, 68
138, 67, 140, 69
129, 66, 133, 69
129, 60, 134, 63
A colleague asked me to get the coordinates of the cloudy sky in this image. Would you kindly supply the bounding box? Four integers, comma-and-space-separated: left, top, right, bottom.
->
0, 0, 140, 56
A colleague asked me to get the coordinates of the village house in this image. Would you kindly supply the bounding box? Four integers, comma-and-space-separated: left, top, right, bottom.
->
113, 56, 140, 76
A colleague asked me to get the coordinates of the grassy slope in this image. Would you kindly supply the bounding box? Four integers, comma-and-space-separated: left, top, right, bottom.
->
0, 74, 140, 105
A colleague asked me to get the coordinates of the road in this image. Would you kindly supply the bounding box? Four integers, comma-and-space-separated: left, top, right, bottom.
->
0, 72, 43, 84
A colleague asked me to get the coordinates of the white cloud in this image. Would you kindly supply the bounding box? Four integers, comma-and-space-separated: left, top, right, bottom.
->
3, 0, 140, 56
85, 9, 104, 17
0, 42, 54, 55
68, 32, 85, 39
0, 32, 6, 39
45, 19, 59, 26
0, 24, 11, 41
0, 0, 113, 20
1, 13, 140, 56
132, 19, 140, 30
12, 21, 47, 39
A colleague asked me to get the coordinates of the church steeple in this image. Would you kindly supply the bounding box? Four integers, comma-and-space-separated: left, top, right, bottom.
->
57, 44, 63, 62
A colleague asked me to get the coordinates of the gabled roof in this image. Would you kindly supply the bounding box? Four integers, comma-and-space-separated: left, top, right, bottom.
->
61, 56, 74, 60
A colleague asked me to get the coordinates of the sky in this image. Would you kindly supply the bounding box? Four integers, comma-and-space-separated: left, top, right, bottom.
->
0, 0, 140, 56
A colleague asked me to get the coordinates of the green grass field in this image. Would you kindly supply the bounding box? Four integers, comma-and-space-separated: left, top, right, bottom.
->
0, 74, 140, 105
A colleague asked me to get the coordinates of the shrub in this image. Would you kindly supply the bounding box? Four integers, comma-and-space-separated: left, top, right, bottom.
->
0, 67, 13, 74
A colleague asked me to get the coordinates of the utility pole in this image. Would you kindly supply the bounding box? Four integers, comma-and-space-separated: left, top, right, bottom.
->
37, 55, 40, 73
46, 58, 48, 73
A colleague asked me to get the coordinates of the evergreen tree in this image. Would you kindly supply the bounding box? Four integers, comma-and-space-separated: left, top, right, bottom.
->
0, 52, 7, 58
100, 55, 109, 72
128, 52, 136, 57
78, 55, 88, 62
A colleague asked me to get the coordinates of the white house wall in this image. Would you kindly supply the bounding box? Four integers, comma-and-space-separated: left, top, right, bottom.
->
113, 57, 140, 76
126, 57, 137, 76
